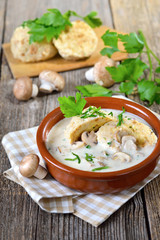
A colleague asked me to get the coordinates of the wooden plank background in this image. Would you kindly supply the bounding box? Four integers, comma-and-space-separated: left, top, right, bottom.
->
0, 0, 160, 239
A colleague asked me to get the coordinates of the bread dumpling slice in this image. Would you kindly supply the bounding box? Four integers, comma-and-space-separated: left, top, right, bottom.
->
53, 20, 98, 60
97, 118, 157, 147
11, 26, 57, 62
65, 107, 116, 144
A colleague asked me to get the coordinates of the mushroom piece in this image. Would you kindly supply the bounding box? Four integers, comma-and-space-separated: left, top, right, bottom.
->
19, 154, 48, 179
121, 136, 137, 154
81, 131, 97, 146
13, 77, 38, 101
39, 70, 65, 93
115, 130, 129, 143
85, 56, 116, 87
113, 152, 131, 162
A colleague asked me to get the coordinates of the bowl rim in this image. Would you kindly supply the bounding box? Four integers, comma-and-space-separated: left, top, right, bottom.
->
36, 97, 160, 179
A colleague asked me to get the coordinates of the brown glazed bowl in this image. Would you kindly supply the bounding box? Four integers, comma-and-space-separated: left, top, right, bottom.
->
37, 97, 160, 194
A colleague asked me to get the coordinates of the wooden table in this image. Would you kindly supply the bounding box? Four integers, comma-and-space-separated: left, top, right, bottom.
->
0, 0, 160, 239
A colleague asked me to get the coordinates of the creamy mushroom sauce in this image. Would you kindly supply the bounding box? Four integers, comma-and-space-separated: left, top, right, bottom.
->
45, 110, 156, 172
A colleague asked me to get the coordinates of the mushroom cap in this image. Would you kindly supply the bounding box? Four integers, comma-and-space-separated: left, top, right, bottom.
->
13, 77, 33, 100
19, 154, 40, 177
93, 56, 116, 87
39, 70, 65, 92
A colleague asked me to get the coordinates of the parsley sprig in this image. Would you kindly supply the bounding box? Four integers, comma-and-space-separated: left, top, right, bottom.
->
100, 30, 160, 105
58, 92, 86, 118
22, 9, 102, 44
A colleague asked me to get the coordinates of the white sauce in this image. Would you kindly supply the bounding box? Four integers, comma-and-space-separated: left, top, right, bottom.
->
45, 109, 156, 172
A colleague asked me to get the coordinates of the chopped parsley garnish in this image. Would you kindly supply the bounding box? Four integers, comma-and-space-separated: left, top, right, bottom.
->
117, 107, 126, 126
127, 118, 131, 120
80, 106, 106, 119
85, 153, 95, 163
105, 153, 109, 156
65, 152, 81, 164
86, 145, 91, 149
108, 111, 113, 117
107, 141, 112, 145
92, 166, 109, 172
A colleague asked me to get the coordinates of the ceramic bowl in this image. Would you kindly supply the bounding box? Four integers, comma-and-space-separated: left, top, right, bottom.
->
36, 97, 160, 194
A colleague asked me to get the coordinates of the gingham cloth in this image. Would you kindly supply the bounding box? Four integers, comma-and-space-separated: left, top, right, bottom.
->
2, 100, 160, 227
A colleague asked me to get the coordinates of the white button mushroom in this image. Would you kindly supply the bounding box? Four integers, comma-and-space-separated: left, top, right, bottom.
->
19, 154, 48, 179
85, 56, 116, 87
13, 77, 38, 101
39, 70, 65, 93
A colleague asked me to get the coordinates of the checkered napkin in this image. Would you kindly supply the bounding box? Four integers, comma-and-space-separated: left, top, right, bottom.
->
2, 105, 160, 227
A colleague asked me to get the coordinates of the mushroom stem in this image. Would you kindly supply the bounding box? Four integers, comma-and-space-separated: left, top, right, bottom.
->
32, 84, 39, 97
39, 81, 56, 93
34, 165, 48, 179
85, 67, 95, 82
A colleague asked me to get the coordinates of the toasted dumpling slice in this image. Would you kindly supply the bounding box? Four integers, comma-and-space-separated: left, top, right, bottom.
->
53, 20, 98, 60
65, 107, 116, 144
97, 118, 157, 147
11, 26, 57, 62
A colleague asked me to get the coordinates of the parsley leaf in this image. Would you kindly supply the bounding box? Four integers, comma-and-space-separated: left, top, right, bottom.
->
118, 32, 144, 53
76, 84, 113, 97
58, 92, 86, 118
155, 66, 160, 73
137, 80, 158, 105
100, 30, 119, 57
117, 107, 125, 126
106, 58, 148, 83
119, 82, 135, 95
22, 9, 102, 43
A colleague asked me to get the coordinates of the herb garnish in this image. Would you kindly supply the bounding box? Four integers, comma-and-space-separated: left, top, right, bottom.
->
85, 153, 95, 163
58, 92, 86, 118
80, 106, 106, 119
22, 9, 102, 44
107, 141, 112, 145
108, 112, 113, 117
117, 107, 125, 126
65, 152, 81, 164
100, 30, 160, 105
92, 166, 109, 172
76, 84, 112, 97
86, 145, 91, 149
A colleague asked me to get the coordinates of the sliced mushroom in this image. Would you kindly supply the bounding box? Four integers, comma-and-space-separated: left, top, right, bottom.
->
71, 141, 85, 149
13, 77, 38, 101
121, 136, 137, 154
81, 131, 97, 146
115, 130, 129, 143
39, 70, 65, 93
113, 152, 131, 162
121, 135, 136, 145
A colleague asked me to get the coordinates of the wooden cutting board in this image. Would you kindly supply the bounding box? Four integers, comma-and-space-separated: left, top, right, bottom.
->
3, 26, 128, 78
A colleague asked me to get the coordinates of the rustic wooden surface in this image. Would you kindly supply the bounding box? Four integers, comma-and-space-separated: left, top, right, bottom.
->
0, 0, 160, 239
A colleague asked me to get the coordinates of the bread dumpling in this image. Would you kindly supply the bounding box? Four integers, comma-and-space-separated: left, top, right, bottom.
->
53, 20, 98, 60
65, 107, 116, 144
11, 26, 57, 62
